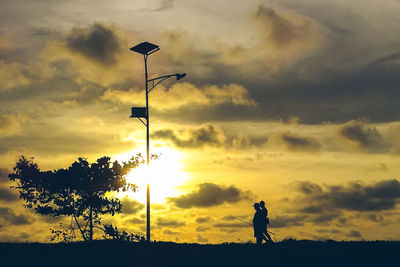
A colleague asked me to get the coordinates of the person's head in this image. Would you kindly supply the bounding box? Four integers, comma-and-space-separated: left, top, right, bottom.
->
253, 203, 260, 210
260, 201, 265, 207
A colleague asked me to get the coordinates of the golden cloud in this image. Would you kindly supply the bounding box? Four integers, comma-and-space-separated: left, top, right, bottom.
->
253, 5, 322, 57
100, 82, 257, 110
0, 113, 27, 138
0, 61, 33, 90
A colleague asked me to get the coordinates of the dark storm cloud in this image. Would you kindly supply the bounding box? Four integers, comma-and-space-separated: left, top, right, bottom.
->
121, 197, 145, 215
153, 125, 225, 148
277, 131, 321, 152
168, 183, 251, 209
270, 215, 308, 228
0, 187, 18, 202
156, 217, 185, 228
66, 23, 120, 65
0, 206, 34, 225
295, 179, 400, 212
339, 120, 389, 152
161, 15, 400, 124
153, 60, 400, 124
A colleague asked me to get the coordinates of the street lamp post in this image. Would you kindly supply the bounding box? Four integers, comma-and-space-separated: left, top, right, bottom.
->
129, 42, 186, 242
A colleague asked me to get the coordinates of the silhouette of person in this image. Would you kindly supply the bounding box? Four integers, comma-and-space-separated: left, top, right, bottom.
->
252, 203, 264, 244
260, 200, 273, 243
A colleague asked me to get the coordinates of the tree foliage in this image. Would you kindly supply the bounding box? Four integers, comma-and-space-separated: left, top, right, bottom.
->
9, 155, 144, 241
102, 224, 145, 242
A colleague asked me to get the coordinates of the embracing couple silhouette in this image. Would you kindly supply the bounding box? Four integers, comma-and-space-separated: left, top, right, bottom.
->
253, 201, 274, 244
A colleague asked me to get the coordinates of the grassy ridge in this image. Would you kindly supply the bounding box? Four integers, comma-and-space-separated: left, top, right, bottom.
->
0, 240, 398, 267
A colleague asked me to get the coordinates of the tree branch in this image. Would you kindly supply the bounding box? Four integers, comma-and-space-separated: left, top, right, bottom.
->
73, 214, 87, 242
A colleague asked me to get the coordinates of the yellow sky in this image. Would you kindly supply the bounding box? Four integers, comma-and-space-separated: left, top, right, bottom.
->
1, 0, 400, 243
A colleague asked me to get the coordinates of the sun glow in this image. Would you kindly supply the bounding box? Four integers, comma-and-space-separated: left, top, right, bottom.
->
119, 148, 189, 204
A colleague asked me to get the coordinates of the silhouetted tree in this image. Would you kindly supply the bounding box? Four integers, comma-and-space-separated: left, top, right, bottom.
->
9, 155, 143, 241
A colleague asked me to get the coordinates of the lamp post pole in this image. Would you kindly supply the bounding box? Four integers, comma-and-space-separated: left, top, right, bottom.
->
144, 53, 151, 243
130, 42, 186, 242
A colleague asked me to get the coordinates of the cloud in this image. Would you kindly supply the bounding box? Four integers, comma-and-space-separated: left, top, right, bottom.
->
213, 223, 248, 228
221, 215, 237, 221
156, 217, 186, 228
154, 124, 226, 149
271, 131, 321, 152
196, 234, 208, 243
270, 215, 308, 228
0, 187, 18, 202
299, 205, 325, 214
0, 113, 27, 138
121, 197, 145, 214
125, 217, 145, 224
163, 229, 180, 236
296, 181, 323, 195
0, 168, 8, 183
101, 83, 257, 110
0, 206, 34, 225
220, 228, 240, 233
66, 23, 121, 65
311, 213, 341, 224
366, 214, 384, 223
0, 61, 32, 90
347, 230, 362, 238
316, 229, 341, 234
168, 183, 251, 209
339, 120, 389, 152
295, 179, 400, 212
195, 216, 212, 223
140, 0, 174, 11
253, 5, 320, 56
195, 226, 210, 232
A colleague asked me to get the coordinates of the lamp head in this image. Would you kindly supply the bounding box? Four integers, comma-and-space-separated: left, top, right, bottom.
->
130, 42, 159, 55
176, 73, 186, 80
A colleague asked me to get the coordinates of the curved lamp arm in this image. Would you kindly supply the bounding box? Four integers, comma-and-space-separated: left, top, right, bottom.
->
148, 73, 186, 93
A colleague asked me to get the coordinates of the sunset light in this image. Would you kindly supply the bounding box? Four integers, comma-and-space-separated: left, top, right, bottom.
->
121, 148, 189, 204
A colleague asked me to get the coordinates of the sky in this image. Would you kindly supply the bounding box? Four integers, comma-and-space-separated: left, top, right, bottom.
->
1, 0, 400, 243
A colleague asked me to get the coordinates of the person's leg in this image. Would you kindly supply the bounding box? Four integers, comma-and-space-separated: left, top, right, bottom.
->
262, 233, 268, 243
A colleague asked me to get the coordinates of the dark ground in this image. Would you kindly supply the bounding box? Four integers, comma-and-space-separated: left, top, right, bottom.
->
0, 240, 398, 267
